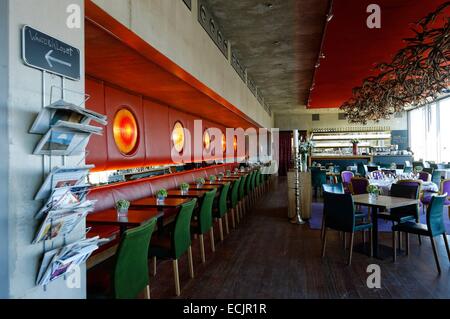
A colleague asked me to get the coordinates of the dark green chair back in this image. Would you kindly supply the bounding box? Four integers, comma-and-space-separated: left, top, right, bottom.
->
426, 194, 447, 237
245, 171, 253, 195
250, 170, 257, 190
230, 178, 241, 208
311, 167, 327, 188
323, 191, 356, 233
114, 219, 156, 299
357, 163, 366, 176
432, 170, 443, 186
256, 170, 262, 186
238, 175, 248, 200
198, 189, 217, 234
217, 182, 231, 218
322, 183, 344, 194
172, 199, 197, 259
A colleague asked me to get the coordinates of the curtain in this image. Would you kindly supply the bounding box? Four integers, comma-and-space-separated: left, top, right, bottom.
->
278, 131, 292, 176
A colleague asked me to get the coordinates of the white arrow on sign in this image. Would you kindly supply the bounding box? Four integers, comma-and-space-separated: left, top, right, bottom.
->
45, 50, 72, 68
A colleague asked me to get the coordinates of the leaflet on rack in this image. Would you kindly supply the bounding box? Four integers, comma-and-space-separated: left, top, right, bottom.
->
37, 237, 100, 286
30, 99, 107, 135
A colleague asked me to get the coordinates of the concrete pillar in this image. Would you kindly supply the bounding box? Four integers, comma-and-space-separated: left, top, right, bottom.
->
1, 0, 85, 298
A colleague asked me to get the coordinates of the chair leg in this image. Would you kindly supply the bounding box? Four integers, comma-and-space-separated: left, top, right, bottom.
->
199, 234, 206, 263
152, 256, 157, 276
418, 235, 422, 245
218, 218, 224, 241
321, 215, 326, 240
405, 233, 410, 255
173, 259, 181, 296
443, 234, 450, 261
210, 228, 215, 252
430, 236, 441, 274
144, 285, 151, 300
230, 208, 236, 229
392, 230, 397, 262
343, 232, 347, 250
188, 246, 194, 279
398, 231, 402, 250
321, 228, 328, 258
224, 213, 230, 235
347, 233, 355, 266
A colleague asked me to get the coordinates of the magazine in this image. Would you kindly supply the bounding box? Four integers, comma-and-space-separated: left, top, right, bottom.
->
34, 165, 94, 201
33, 126, 93, 156
30, 99, 107, 135
37, 237, 100, 286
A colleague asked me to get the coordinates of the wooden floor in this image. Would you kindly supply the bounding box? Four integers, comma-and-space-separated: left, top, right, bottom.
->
149, 177, 450, 299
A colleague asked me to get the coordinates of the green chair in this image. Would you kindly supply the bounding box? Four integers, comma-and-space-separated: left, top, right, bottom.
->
213, 182, 231, 241
250, 170, 258, 206
229, 178, 242, 227
192, 189, 217, 263
88, 219, 157, 299
238, 174, 248, 221
311, 167, 327, 198
392, 194, 450, 273
322, 191, 373, 265
245, 171, 254, 210
149, 199, 197, 296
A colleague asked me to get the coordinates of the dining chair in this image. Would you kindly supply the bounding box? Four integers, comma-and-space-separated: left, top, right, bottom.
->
192, 189, 217, 263
321, 191, 373, 265
245, 171, 254, 211
392, 194, 450, 273
149, 199, 197, 296
341, 171, 354, 194
88, 219, 157, 299
431, 170, 443, 186
350, 176, 369, 195
311, 167, 327, 198
423, 167, 434, 175
378, 183, 421, 247
213, 182, 231, 241
418, 172, 431, 182
229, 178, 242, 229
237, 174, 248, 222
369, 170, 384, 180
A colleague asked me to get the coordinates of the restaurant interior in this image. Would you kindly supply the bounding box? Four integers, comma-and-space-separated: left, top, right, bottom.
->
1, 0, 449, 301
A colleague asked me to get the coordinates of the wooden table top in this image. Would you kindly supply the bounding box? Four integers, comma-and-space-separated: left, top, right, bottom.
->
166, 189, 209, 198
189, 184, 222, 190
130, 197, 190, 209
353, 194, 419, 209
87, 208, 163, 227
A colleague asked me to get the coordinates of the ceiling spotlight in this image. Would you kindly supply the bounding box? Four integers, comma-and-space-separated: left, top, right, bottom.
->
320, 53, 326, 59
315, 62, 320, 68
326, 13, 334, 22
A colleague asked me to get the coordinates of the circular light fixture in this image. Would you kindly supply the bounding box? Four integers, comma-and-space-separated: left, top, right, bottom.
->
233, 136, 238, 152
222, 134, 226, 152
172, 121, 185, 153
113, 108, 139, 155
203, 130, 211, 151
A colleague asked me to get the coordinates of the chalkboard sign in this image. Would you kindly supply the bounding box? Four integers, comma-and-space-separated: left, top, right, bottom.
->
391, 130, 409, 150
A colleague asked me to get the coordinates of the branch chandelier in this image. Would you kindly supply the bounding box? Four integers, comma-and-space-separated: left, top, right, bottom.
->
340, 2, 450, 124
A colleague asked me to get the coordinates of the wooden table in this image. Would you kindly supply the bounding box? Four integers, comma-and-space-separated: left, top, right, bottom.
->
87, 208, 163, 235
352, 194, 419, 259
189, 184, 222, 190
130, 197, 190, 210
166, 189, 208, 199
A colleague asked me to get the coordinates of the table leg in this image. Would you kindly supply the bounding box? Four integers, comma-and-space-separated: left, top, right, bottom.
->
372, 207, 379, 258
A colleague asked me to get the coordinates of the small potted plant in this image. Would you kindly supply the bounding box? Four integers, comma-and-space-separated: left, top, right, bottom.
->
180, 182, 190, 194
116, 199, 130, 217
226, 170, 231, 177
195, 177, 205, 188
367, 185, 380, 200
209, 175, 217, 183
217, 173, 224, 181
351, 139, 360, 155
414, 166, 423, 173
156, 189, 168, 204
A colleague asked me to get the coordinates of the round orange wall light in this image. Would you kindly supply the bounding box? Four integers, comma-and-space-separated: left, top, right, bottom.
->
113, 108, 139, 155
172, 121, 185, 153
203, 130, 211, 151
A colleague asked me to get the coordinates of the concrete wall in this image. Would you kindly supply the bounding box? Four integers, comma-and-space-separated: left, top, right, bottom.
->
275, 112, 408, 132
2, 0, 86, 298
91, 0, 274, 128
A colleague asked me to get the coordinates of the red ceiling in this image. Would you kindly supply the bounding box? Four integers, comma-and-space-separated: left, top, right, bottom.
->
308, 0, 449, 109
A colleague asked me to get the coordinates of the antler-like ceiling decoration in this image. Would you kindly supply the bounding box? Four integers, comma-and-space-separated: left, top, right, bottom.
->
340, 2, 450, 124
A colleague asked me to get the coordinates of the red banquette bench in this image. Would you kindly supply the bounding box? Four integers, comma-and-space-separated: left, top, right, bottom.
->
86, 163, 238, 248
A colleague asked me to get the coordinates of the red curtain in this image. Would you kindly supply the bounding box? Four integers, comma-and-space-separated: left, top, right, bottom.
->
278, 131, 292, 176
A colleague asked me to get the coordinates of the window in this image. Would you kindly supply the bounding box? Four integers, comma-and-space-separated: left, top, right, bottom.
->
408, 96, 450, 162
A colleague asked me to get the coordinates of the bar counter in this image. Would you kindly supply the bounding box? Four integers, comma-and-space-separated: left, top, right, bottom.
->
310, 155, 372, 168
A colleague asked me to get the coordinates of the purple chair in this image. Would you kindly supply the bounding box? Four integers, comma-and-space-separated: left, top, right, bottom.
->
341, 171, 354, 194
369, 170, 384, 180
418, 172, 431, 182
422, 179, 450, 208
350, 177, 369, 195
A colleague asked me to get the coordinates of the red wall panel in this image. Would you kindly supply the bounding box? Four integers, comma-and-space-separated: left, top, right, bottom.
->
143, 99, 171, 165
86, 78, 108, 171
104, 85, 146, 169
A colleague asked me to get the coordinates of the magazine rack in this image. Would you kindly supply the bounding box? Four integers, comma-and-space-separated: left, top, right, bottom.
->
31, 86, 106, 290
